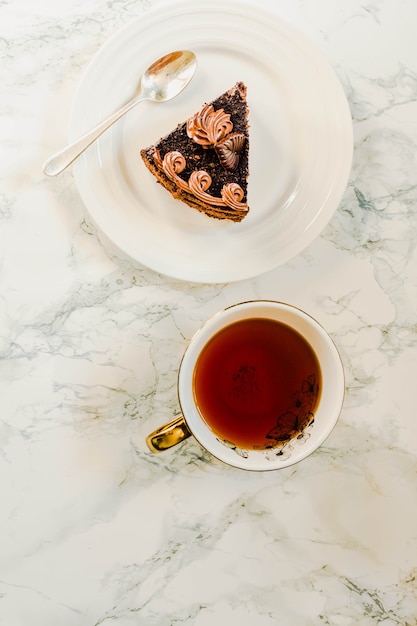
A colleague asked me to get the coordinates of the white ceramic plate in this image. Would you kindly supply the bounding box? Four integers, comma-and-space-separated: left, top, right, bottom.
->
70, 0, 353, 283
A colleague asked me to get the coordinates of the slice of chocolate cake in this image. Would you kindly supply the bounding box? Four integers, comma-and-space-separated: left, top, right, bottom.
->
140, 82, 250, 222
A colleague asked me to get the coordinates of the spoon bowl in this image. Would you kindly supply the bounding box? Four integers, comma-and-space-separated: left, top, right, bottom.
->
142, 50, 197, 102
43, 50, 197, 176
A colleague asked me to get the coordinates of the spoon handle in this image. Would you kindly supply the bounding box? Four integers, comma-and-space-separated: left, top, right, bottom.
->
42, 94, 145, 176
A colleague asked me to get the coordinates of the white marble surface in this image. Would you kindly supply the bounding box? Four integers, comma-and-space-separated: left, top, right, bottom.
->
1, 0, 417, 624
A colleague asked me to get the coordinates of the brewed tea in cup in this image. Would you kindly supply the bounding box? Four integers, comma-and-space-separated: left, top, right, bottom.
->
146, 301, 344, 470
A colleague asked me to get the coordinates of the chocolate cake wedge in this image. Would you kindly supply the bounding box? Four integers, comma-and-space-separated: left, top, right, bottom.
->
140, 82, 250, 222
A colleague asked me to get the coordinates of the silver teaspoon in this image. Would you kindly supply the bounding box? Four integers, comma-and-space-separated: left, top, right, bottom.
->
43, 50, 197, 176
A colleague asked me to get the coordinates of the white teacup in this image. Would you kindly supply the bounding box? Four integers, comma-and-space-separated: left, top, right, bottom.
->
146, 300, 344, 470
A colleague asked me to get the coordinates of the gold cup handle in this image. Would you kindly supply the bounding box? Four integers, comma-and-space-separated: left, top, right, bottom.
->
146, 414, 192, 453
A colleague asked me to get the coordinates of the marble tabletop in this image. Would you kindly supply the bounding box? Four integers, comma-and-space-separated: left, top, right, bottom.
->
2, 0, 417, 624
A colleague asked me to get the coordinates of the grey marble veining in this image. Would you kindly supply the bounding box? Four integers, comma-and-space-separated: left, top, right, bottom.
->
1, 0, 417, 624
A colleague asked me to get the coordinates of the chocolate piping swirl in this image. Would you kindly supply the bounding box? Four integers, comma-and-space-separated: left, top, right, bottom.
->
186, 104, 246, 171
